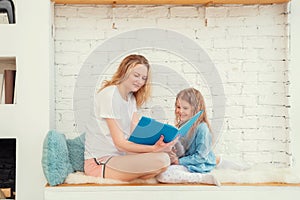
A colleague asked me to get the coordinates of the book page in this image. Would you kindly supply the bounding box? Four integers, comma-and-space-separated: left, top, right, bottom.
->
177, 110, 203, 137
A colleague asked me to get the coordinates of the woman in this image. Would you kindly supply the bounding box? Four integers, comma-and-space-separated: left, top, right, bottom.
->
84, 54, 177, 182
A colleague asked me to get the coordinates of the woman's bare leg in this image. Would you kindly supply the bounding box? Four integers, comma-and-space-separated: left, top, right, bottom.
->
104, 152, 170, 182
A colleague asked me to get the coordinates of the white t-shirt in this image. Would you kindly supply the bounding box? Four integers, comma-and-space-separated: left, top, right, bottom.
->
84, 85, 137, 159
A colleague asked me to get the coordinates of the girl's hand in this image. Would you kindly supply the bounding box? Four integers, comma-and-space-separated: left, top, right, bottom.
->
153, 135, 179, 153
168, 150, 179, 164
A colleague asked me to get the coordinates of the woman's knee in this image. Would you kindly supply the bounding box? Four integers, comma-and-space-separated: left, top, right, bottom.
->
155, 152, 171, 167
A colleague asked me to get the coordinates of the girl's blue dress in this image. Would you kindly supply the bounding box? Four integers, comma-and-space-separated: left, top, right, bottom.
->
179, 122, 216, 173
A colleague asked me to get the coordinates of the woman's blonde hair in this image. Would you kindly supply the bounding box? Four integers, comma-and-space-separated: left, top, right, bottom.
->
99, 54, 151, 107
175, 88, 212, 143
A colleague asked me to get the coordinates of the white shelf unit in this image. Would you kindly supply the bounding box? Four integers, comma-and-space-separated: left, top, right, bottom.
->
0, 1, 54, 200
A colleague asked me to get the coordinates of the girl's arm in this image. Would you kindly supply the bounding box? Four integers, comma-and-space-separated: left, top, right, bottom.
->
106, 118, 178, 153
179, 140, 212, 165
179, 125, 214, 165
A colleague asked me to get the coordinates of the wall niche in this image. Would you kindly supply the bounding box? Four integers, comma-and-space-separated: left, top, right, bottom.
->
0, 138, 16, 199
0, 57, 16, 104
0, 0, 16, 24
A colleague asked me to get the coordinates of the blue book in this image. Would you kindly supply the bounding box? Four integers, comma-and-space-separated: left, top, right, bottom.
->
128, 110, 203, 145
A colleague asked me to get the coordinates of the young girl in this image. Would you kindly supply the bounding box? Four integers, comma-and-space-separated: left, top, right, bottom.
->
157, 88, 249, 185
157, 88, 220, 185
84, 54, 177, 182
173, 88, 249, 171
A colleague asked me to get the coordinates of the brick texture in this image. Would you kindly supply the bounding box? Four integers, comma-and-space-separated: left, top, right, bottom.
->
54, 4, 290, 168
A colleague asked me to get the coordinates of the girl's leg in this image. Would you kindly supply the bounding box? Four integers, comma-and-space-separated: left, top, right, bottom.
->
156, 165, 220, 186
104, 152, 170, 182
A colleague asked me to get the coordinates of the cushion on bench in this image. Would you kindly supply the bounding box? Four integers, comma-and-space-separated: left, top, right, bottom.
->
42, 130, 85, 186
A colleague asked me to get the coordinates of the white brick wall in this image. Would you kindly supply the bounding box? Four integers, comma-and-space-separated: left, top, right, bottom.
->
54, 4, 290, 168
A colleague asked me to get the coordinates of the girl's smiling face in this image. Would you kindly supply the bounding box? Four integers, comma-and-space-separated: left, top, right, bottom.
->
175, 98, 193, 122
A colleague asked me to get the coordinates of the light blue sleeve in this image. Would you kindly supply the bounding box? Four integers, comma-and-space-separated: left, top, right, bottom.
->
178, 123, 216, 173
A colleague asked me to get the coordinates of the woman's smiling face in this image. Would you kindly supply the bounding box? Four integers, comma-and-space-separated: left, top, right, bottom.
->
122, 64, 148, 93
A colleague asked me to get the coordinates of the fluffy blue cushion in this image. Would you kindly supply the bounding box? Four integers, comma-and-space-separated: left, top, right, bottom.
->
66, 133, 85, 172
42, 130, 73, 186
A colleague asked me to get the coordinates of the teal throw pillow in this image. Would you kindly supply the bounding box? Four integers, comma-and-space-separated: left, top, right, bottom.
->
66, 133, 85, 172
41, 130, 74, 186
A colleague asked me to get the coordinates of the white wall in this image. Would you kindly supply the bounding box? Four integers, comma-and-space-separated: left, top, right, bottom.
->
54, 3, 291, 168
290, 1, 300, 171
0, 0, 53, 200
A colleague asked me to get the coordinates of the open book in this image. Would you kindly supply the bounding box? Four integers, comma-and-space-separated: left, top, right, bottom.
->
128, 110, 203, 145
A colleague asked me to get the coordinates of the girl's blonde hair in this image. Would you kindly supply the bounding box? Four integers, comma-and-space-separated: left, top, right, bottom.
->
99, 54, 152, 107
175, 88, 212, 144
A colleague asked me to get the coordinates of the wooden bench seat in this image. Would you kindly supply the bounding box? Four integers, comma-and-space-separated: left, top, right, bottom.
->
47, 182, 300, 187
44, 182, 300, 200
44, 167, 300, 200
